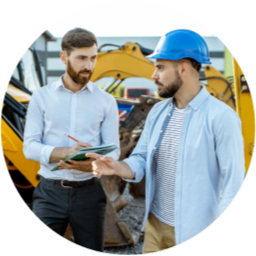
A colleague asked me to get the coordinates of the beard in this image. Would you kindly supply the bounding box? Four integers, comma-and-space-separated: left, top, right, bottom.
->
67, 60, 93, 85
156, 71, 183, 98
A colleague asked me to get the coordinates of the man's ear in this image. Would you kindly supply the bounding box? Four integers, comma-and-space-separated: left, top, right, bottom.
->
60, 51, 67, 65
178, 61, 189, 78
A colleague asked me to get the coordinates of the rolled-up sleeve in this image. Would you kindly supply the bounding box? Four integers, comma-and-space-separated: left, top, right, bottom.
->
23, 90, 55, 164
214, 109, 246, 215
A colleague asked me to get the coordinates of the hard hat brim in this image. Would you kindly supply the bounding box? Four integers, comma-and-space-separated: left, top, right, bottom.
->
146, 52, 211, 64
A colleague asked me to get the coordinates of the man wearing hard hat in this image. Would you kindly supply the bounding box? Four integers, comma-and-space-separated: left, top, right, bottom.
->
87, 29, 245, 252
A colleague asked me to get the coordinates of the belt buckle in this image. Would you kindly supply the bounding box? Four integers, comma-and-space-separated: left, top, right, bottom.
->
61, 180, 72, 189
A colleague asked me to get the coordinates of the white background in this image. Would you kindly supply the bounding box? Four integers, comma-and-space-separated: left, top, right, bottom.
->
0, 0, 255, 255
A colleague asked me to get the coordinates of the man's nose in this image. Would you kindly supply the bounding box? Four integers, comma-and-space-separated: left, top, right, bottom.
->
151, 70, 159, 80
84, 60, 93, 70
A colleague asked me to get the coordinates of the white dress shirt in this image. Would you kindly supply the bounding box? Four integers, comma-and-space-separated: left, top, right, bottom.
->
23, 76, 120, 181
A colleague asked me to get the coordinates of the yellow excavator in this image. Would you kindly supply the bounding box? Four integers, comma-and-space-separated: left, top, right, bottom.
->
1, 42, 254, 248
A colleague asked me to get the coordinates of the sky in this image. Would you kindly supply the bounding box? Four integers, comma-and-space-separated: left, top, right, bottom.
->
48, 20, 217, 38
0, 0, 256, 256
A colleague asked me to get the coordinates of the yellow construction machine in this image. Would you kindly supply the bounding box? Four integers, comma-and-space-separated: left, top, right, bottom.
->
2, 51, 42, 207
1, 42, 254, 248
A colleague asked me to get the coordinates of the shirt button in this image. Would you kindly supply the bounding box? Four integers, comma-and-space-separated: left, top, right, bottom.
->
168, 114, 171, 116
153, 147, 156, 149
160, 130, 163, 133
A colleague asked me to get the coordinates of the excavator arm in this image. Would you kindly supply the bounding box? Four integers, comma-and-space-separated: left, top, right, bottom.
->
232, 58, 254, 171
91, 42, 155, 82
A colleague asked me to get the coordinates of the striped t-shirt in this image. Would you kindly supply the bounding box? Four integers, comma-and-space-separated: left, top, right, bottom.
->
151, 106, 186, 227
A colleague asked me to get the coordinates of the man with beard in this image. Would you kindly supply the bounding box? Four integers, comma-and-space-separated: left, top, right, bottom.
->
23, 28, 120, 251
86, 29, 245, 252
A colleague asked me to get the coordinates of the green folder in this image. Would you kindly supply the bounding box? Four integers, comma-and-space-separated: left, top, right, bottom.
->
50, 144, 117, 171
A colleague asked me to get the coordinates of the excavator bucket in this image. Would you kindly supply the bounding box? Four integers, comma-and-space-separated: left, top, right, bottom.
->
104, 197, 135, 247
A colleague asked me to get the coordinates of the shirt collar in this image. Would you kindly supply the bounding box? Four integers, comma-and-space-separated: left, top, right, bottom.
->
54, 76, 94, 93
169, 85, 210, 111
187, 85, 210, 110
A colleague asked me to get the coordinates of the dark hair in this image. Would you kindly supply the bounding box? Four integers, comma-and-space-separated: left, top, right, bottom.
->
61, 27, 97, 55
189, 58, 201, 73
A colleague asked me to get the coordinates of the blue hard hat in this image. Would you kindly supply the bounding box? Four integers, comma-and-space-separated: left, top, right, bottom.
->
147, 29, 211, 64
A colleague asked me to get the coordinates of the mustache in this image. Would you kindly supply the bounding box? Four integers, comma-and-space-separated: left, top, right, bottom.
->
79, 69, 92, 74
155, 80, 164, 86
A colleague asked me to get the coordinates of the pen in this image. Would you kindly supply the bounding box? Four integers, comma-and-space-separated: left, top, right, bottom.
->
65, 133, 79, 142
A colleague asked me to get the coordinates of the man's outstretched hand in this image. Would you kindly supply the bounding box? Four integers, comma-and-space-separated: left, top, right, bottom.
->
86, 153, 117, 177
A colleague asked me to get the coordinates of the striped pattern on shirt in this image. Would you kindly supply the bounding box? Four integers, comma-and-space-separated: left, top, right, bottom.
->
151, 106, 186, 227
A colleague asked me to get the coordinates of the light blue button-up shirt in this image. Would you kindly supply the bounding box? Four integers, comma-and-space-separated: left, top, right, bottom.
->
23, 77, 120, 181
123, 85, 245, 244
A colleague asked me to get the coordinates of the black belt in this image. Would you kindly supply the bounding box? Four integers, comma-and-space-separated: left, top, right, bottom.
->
41, 177, 99, 188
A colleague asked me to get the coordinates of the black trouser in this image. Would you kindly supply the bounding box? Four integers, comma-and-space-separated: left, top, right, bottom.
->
32, 177, 107, 251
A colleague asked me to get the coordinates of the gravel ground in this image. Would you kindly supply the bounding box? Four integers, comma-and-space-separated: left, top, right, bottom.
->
104, 184, 145, 254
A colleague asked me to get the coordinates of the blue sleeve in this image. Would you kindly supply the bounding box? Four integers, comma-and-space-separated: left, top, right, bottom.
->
214, 109, 246, 215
